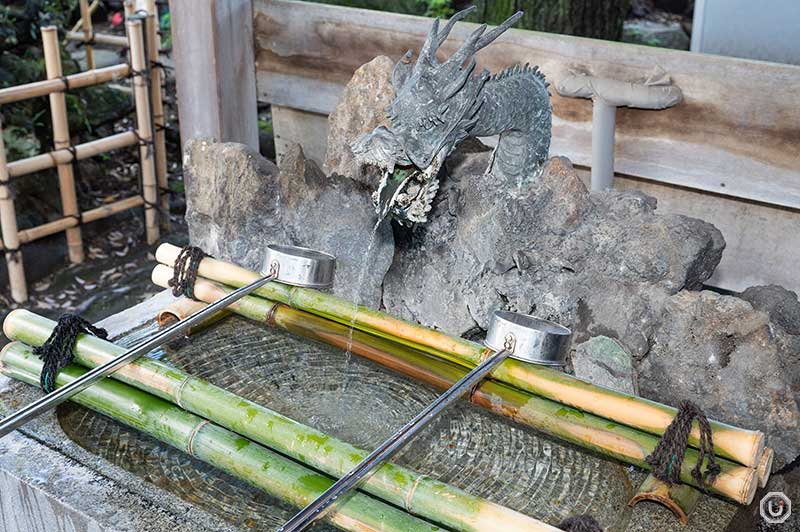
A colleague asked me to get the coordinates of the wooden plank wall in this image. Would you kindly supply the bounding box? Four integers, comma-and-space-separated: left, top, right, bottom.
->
253, 0, 800, 293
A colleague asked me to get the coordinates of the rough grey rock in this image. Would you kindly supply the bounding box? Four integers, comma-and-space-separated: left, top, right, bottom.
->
184, 139, 393, 307
740, 284, 800, 335
278, 144, 394, 306
572, 336, 638, 395
184, 139, 286, 270
323, 55, 396, 185
639, 290, 800, 465
382, 149, 725, 354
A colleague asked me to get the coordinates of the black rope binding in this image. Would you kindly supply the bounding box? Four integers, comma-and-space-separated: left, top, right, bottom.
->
169, 246, 207, 300
558, 515, 604, 532
34, 315, 108, 393
645, 400, 721, 489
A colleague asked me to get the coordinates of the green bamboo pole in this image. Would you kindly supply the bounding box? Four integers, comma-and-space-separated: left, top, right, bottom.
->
148, 272, 756, 505
155, 243, 765, 469
2, 310, 558, 532
0, 344, 443, 532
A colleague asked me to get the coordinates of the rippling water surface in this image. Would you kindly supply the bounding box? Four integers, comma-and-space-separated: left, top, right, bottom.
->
59, 316, 635, 531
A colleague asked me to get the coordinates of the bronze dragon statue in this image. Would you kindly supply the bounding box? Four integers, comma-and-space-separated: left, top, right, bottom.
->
353, 6, 552, 225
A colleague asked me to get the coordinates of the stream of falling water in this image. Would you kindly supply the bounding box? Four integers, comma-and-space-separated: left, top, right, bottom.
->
335, 215, 386, 419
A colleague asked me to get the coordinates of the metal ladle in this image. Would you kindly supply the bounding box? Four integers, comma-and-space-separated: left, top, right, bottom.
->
0, 244, 336, 440
279, 310, 572, 532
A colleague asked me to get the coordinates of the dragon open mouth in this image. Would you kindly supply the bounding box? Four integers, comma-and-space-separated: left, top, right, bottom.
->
373, 145, 448, 226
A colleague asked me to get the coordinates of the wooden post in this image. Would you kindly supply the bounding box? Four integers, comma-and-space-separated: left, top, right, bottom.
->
127, 18, 159, 245
41, 26, 84, 264
79, 0, 95, 70
145, 11, 170, 230
0, 118, 28, 302
170, 0, 259, 150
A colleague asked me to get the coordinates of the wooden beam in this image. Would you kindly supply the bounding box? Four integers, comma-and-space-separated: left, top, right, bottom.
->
253, 0, 800, 210
169, 0, 259, 151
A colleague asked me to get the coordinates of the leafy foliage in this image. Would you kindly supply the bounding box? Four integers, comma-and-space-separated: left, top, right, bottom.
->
0, 1, 130, 161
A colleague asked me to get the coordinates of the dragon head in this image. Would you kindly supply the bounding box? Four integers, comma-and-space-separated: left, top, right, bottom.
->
354, 7, 523, 224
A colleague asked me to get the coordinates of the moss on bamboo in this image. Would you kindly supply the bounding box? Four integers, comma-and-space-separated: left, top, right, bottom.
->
2, 311, 556, 532
0, 344, 442, 532
154, 244, 765, 469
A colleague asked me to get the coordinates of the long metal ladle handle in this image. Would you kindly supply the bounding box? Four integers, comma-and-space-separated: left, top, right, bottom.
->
278, 345, 514, 532
0, 272, 277, 440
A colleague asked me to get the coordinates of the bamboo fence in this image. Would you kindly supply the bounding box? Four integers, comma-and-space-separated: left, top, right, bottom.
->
154, 244, 766, 470
0, 13, 167, 303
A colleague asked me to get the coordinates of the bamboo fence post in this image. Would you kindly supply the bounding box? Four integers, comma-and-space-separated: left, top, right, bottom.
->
125, 0, 137, 18
79, 0, 95, 70
70, 0, 99, 34
0, 345, 445, 532
127, 18, 159, 244
0, 119, 27, 302
41, 26, 84, 264
144, 11, 170, 229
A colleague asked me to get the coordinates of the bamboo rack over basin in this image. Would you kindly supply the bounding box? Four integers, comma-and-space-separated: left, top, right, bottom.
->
143, 272, 759, 505
0, 345, 444, 532
2, 311, 557, 532
155, 243, 766, 468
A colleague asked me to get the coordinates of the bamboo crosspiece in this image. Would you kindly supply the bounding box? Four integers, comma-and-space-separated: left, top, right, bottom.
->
0, 119, 27, 302
79, 0, 95, 70
127, 18, 160, 244
42, 26, 84, 264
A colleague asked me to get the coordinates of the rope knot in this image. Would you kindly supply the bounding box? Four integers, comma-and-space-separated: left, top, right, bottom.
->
34, 315, 108, 393
645, 400, 720, 490
169, 246, 208, 300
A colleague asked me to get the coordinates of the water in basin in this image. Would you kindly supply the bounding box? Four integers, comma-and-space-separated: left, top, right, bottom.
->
58, 315, 636, 531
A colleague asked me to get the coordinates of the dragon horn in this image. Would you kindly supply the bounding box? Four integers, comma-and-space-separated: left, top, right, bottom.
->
475, 11, 523, 50
434, 6, 477, 47
445, 23, 487, 68
418, 17, 441, 63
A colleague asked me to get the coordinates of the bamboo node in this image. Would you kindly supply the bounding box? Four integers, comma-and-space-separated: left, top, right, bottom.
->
174, 374, 193, 408
187, 419, 210, 457
404, 474, 428, 513
266, 302, 281, 327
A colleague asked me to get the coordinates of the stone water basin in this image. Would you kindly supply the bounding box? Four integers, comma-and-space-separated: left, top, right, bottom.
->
0, 293, 737, 531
